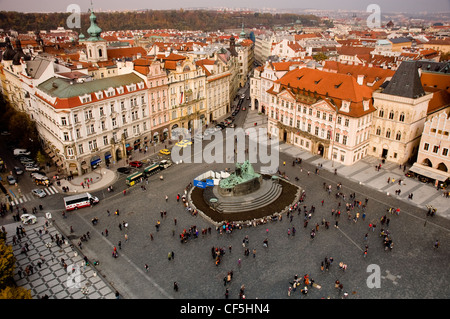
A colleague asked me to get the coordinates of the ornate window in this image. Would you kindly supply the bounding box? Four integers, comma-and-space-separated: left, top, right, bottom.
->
389, 111, 394, 120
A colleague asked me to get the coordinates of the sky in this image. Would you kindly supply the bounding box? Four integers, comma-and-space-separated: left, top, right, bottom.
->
0, 0, 449, 13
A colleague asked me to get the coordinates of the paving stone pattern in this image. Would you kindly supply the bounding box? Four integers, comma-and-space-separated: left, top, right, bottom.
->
3, 218, 116, 299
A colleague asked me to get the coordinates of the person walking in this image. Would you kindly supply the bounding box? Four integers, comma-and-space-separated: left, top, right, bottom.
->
434, 239, 440, 249
173, 282, 179, 292
144, 264, 149, 272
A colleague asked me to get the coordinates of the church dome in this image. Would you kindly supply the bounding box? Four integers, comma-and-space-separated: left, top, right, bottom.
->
87, 11, 103, 40
2, 37, 16, 61
12, 39, 31, 65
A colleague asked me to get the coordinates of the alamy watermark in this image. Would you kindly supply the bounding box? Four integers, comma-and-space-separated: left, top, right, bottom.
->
170, 120, 279, 173
66, 4, 81, 29
366, 4, 381, 29
66, 263, 81, 289
366, 264, 381, 288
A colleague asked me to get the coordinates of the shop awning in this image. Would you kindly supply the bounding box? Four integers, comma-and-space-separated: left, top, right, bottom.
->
81, 164, 89, 170
409, 163, 450, 182
91, 158, 101, 166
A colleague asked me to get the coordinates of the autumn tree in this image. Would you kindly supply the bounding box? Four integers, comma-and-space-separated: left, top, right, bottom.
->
0, 286, 32, 299
0, 238, 16, 288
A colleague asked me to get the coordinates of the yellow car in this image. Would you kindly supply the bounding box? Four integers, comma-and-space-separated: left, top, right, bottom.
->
159, 149, 171, 155
181, 139, 192, 145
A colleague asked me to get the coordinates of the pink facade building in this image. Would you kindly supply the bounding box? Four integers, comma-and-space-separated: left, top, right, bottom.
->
414, 111, 450, 186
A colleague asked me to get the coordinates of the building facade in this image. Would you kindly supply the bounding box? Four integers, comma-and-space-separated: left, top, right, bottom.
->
33, 72, 150, 175
413, 111, 450, 185
368, 61, 433, 164
266, 67, 376, 166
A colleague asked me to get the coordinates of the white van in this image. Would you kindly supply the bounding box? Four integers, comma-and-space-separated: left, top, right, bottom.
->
14, 149, 31, 156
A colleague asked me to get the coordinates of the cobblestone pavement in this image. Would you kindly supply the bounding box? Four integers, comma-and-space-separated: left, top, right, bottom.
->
3, 218, 117, 299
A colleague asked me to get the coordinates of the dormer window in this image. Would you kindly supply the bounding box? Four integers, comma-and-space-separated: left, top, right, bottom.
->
79, 94, 91, 104
340, 100, 350, 112
95, 91, 103, 100
274, 83, 281, 93
127, 84, 137, 92
117, 87, 124, 95
105, 88, 115, 97
363, 100, 369, 111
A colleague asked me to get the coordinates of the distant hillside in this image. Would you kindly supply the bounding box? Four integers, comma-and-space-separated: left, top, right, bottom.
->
0, 10, 330, 34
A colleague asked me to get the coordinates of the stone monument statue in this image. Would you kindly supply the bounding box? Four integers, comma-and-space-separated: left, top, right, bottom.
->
218, 161, 262, 196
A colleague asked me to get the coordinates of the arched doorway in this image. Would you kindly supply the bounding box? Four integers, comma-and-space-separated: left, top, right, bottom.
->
116, 147, 122, 161
422, 158, 432, 167
317, 144, 324, 157
281, 130, 287, 142
437, 162, 448, 172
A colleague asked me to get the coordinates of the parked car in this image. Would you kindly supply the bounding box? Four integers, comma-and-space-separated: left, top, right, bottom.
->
19, 157, 35, 165
7, 175, 16, 185
159, 149, 171, 155
129, 161, 143, 168
31, 172, 47, 179
14, 149, 31, 156
14, 166, 24, 175
31, 188, 47, 198
25, 164, 40, 172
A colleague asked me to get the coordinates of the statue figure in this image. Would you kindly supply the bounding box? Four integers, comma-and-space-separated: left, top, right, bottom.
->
219, 161, 261, 192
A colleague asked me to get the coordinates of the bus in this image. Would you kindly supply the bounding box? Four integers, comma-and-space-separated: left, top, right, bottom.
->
126, 171, 144, 186
143, 163, 161, 176
64, 193, 99, 211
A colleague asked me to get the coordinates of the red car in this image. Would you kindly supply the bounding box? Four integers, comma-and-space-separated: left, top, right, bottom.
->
129, 161, 143, 168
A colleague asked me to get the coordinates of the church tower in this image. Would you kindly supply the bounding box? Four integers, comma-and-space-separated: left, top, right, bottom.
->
84, 8, 107, 63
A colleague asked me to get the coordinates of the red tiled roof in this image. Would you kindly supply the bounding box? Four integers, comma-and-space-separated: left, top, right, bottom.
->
267, 67, 376, 118
323, 61, 395, 89
106, 47, 147, 60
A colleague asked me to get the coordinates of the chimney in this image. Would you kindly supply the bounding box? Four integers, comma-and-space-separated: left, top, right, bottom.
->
357, 74, 364, 85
